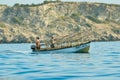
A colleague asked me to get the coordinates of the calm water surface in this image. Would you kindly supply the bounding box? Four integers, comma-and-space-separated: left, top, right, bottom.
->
0, 42, 120, 80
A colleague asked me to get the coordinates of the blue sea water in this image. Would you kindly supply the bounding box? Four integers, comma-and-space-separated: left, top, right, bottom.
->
0, 41, 120, 80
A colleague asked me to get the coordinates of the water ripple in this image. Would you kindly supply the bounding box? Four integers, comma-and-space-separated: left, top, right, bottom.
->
13, 70, 42, 75
0, 42, 120, 80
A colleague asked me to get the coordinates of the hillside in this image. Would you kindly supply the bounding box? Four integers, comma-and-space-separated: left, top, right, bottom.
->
0, 2, 120, 43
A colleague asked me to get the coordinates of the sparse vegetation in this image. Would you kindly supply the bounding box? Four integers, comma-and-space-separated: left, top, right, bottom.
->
74, 26, 80, 32
60, 16, 66, 20
71, 13, 80, 18
14, 3, 20, 7
71, 13, 80, 22
86, 23, 92, 27
44, 0, 61, 4
13, 3, 42, 7
112, 28, 120, 34
86, 16, 104, 23
12, 17, 23, 25
0, 23, 5, 28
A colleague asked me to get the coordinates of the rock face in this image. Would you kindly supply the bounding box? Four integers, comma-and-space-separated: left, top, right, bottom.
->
0, 2, 120, 43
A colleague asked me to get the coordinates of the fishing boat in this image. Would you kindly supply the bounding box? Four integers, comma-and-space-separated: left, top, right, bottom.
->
31, 29, 92, 53
31, 42, 90, 53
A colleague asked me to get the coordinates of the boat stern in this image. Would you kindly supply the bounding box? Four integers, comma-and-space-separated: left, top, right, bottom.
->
31, 45, 36, 51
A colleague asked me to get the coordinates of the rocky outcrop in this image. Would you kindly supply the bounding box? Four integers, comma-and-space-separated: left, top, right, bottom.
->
0, 2, 120, 43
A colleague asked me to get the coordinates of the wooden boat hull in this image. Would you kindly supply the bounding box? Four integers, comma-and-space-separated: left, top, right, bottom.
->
31, 42, 90, 53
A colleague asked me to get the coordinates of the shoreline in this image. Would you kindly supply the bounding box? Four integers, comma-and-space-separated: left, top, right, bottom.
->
0, 40, 120, 44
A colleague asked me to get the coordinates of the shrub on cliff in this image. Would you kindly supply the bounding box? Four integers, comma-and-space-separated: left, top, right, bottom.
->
86, 16, 104, 23
71, 13, 80, 22
0, 23, 5, 28
12, 17, 24, 25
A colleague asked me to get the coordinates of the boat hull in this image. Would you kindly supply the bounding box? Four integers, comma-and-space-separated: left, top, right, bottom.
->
31, 42, 90, 53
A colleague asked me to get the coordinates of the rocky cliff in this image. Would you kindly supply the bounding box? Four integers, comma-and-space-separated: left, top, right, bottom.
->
0, 2, 120, 43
